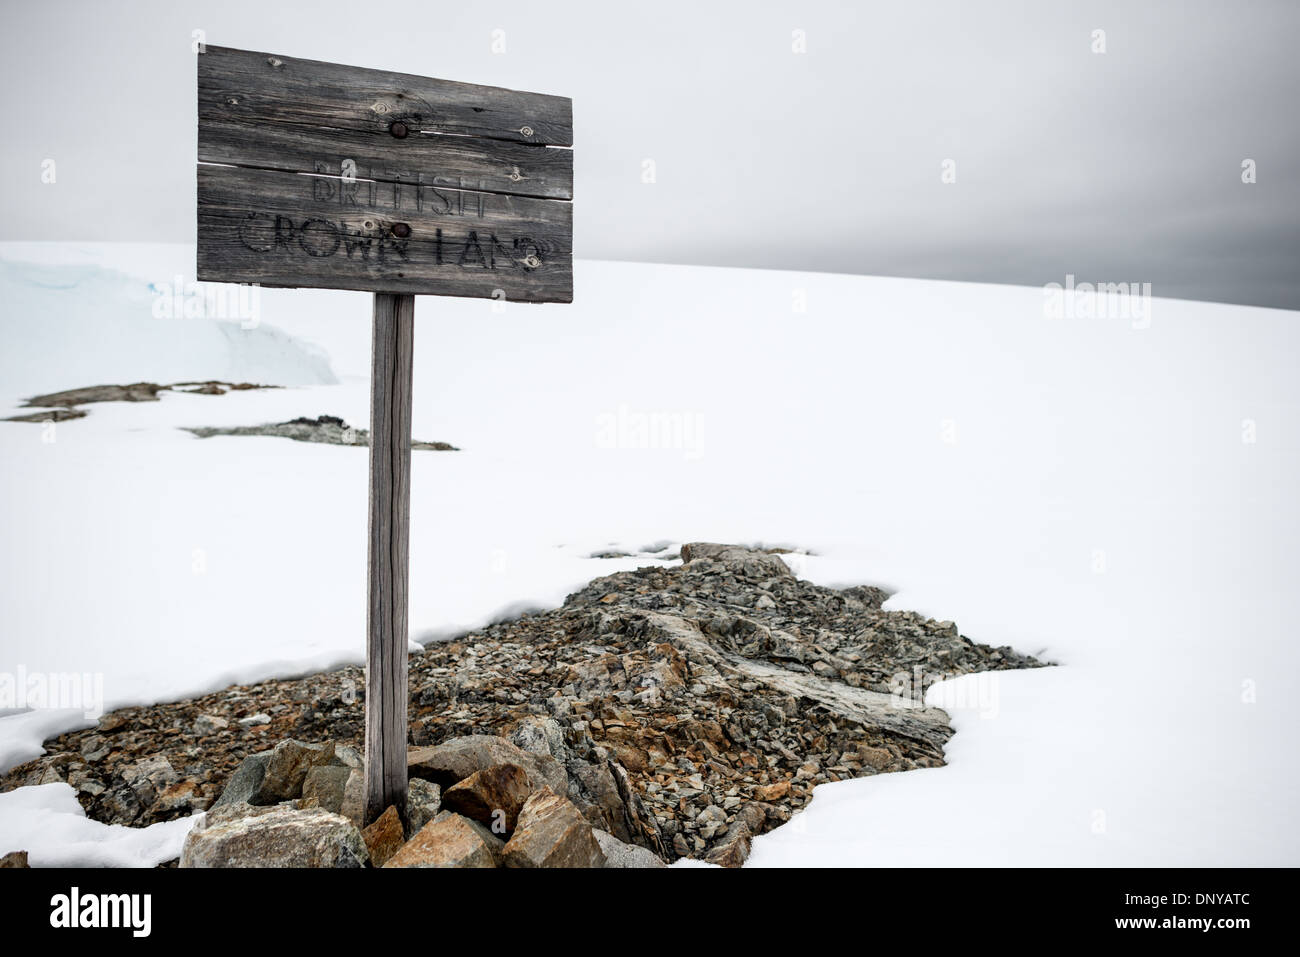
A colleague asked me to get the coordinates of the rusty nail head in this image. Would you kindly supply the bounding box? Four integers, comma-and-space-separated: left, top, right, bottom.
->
392, 223, 411, 239
390, 121, 408, 138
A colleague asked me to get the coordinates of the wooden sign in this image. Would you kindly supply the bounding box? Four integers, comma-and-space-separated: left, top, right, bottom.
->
196, 47, 573, 825
197, 46, 573, 302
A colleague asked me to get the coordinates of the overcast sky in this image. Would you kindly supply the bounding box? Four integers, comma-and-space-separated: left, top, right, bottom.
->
2, 0, 1296, 309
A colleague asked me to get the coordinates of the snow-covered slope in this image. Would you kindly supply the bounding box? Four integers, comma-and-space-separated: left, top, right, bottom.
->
1, 243, 1296, 866
0, 246, 336, 401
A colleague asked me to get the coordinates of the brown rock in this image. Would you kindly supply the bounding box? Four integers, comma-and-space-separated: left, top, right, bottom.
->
384, 812, 502, 868
859, 746, 892, 770
754, 780, 791, 802
361, 805, 405, 868
258, 740, 335, 802
408, 735, 566, 794
442, 763, 531, 835
153, 780, 207, 814
301, 765, 350, 813
0, 850, 29, 868
501, 787, 606, 868
703, 820, 752, 868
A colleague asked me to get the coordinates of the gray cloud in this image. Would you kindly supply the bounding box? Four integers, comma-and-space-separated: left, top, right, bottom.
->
1, 0, 1295, 308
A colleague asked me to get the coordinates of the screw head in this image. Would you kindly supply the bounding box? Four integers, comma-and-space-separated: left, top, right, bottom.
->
390, 121, 409, 138
391, 222, 411, 239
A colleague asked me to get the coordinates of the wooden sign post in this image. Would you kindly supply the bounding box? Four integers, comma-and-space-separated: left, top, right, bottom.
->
196, 46, 573, 822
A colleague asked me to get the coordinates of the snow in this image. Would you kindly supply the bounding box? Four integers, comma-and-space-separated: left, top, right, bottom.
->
0, 783, 195, 867
0, 250, 336, 400
1, 242, 1296, 866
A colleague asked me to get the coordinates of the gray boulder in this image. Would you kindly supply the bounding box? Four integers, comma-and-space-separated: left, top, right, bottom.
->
405, 778, 441, 836
210, 752, 270, 810
593, 829, 666, 868
301, 765, 351, 812
180, 803, 368, 868
258, 740, 335, 802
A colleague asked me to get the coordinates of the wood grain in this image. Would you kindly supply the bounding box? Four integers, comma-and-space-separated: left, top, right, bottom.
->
197, 163, 572, 302
200, 116, 573, 201
199, 45, 572, 147
364, 292, 414, 824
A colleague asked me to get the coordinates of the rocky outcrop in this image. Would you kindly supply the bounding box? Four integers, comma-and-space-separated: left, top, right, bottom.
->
184, 415, 457, 451
4, 381, 277, 423
2, 542, 1044, 866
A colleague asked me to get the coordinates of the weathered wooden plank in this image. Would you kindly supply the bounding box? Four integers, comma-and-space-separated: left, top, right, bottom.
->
197, 163, 572, 302
199, 45, 572, 147
200, 116, 573, 201
364, 292, 414, 824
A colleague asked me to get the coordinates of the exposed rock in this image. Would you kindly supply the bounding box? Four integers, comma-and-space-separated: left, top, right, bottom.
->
405, 778, 441, 836
339, 768, 366, 828
1, 542, 1044, 866
211, 753, 270, 810
754, 780, 790, 802
408, 735, 566, 794
4, 408, 86, 423
180, 803, 368, 868
0, 850, 29, 868
441, 763, 532, 834
594, 829, 666, 868
361, 806, 405, 868
680, 541, 795, 579
184, 415, 457, 451
121, 755, 179, 808
501, 787, 606, 869
8, 381, 276, 423
566, 758, 631, 839
193, 714, 229, 736
25, 382, 167, 407
301, 765, 350, 813
153, 780, 207, 815
384, 812, 503, 868
259, 740, 335, 803
702, 820, 752, 868
79, 735, 110, 762
510, 716, 568, 763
